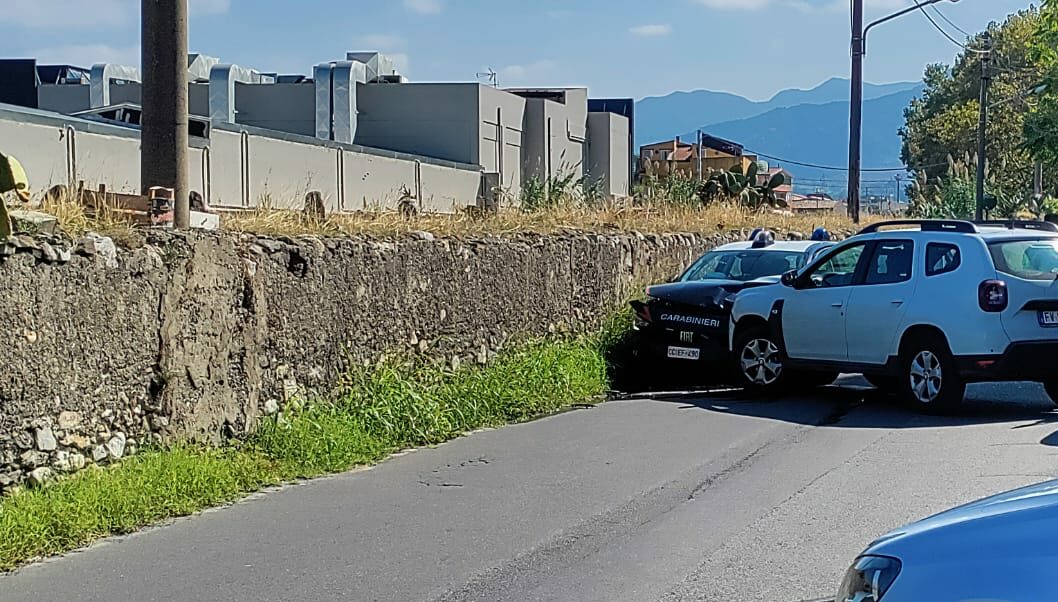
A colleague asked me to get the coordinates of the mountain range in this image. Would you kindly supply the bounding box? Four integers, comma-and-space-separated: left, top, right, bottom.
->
634, 77, 925, 195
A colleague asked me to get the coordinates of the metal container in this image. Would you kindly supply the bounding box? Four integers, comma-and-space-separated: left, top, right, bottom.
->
148, 186, 175, 228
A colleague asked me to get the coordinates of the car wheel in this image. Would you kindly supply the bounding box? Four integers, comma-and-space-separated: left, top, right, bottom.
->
733, 326, 788, 395
1043, 381, 1058, 407
898, 336, 965, 413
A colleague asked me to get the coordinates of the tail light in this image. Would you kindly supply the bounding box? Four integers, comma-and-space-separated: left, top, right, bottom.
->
630, 299, 652, 323
979, 280, 1008, 312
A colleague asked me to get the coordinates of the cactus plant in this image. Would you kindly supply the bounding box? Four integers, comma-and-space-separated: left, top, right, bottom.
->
0, 152, 31, 238
697, 162, 788, 210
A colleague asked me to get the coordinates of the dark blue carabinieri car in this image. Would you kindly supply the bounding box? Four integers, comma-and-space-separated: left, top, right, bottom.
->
625, 233, 833, 390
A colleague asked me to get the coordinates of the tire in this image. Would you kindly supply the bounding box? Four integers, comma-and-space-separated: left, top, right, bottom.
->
733, 326, 790, 395
897, 335, 965, 413
1043, 380, 1058, 407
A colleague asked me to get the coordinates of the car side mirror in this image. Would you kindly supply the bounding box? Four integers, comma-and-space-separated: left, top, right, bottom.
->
781, 270, 798, 288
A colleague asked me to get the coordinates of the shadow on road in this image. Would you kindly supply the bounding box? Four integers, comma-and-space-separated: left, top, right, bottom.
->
623, 377, 1058, 432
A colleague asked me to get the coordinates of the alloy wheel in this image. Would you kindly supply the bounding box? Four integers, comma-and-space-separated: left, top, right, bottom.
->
909, 350, 943, 404
740, 338, 782, 386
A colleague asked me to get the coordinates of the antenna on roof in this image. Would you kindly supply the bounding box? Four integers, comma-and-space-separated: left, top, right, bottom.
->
476, 68, 498, 87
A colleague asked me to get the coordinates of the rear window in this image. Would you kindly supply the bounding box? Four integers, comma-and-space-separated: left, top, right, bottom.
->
926, 243, 960, 276
681, 250, 804, 282
988, 239, 1058, 280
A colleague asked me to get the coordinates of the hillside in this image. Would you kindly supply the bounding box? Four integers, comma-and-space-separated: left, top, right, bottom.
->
630, 78, 922, 158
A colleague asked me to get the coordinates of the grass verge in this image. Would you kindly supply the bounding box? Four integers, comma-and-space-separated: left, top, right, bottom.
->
0, 335, 610, 570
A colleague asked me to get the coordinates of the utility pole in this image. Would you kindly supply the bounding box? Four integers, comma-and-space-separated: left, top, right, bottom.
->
895, 174, 902, 204
696, 130, 703, 182
141, 0, 190, 229
847, 0, 864, 224
1035, 161, 1044, 198
974, 31, 992, 221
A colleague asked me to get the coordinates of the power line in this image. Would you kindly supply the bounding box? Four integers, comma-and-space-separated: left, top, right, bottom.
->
744, 149, 931, 172
916, 1, 987, 53
930, 5, 969, 37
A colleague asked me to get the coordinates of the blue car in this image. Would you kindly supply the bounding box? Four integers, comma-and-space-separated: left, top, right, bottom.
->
833, 478, 1058, 601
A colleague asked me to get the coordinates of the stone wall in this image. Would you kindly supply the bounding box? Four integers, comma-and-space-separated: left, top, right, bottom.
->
0, 228, 740, 491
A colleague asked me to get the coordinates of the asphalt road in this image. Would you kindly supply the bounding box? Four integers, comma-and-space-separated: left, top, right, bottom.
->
4, 378, 1058, 602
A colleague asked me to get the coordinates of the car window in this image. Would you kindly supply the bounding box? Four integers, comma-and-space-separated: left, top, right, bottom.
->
864, 240, 914, 285
926, 243, 960, 276
681, 250, 804, 282
804, 243, 866, 288
988, 238, 1058, 280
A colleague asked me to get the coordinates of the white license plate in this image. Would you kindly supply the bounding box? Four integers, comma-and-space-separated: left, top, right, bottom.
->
667, 346, 701, 360
1040, 311, 1058, 327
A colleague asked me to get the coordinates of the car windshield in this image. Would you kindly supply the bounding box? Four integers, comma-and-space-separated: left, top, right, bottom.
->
989, 238, 1058, 280
681, 250, 805, 282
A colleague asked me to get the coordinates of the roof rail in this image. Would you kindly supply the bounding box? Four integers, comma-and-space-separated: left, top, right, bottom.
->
974, 220, 1058, 233
857, 219, 977, 235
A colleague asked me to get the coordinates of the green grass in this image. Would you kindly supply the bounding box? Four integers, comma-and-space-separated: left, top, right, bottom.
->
0, 335, 611, 570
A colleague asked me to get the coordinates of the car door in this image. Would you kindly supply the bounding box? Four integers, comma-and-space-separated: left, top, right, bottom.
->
845, 239, 918, 365
783, 242, 869, 361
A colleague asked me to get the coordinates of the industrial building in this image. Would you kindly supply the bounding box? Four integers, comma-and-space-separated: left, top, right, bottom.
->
0, 52, 632, 214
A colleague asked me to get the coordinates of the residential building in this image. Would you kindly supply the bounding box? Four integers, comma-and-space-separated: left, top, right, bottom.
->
638, 134, 754, 179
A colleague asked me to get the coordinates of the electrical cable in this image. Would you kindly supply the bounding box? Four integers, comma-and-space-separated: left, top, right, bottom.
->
930, 5, 970, 37
916, 1, 988, 53
743, 149, 946, 172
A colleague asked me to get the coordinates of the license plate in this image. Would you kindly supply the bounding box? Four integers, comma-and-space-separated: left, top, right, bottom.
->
1039, 311, 1058, 327
667, 346, 701, 360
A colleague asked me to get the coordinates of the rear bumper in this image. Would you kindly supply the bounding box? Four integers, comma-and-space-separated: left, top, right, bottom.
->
631, 325, 731, 365
956, 340, 1058, 382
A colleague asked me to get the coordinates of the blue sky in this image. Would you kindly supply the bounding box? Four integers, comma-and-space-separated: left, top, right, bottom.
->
1, 0, 1034, 100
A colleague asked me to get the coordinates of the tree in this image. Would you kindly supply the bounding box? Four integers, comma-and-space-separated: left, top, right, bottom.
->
902, 8, 1052, 215
1026, 0, 1058, 165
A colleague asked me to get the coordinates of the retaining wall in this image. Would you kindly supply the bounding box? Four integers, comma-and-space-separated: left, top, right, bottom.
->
0, 229, 738, 491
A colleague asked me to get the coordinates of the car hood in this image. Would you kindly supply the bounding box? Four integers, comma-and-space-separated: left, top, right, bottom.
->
646, 278, 779, 308
865, 478, 1058, 560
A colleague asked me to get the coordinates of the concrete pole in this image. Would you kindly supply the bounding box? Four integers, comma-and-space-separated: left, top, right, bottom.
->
847, 0, 864, 224
974, 31, 992, 222
141, 0, 190, 229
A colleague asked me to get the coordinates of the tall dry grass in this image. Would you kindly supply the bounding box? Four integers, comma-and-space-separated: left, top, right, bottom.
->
222, 202, 861, 239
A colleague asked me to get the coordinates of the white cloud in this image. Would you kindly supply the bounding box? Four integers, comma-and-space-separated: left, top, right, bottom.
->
31, 44, 141, 68
630, 24, 672, 37
498, 60, 557, 87
353, 34, 406, 51
692, 0, 772, 10
404, 0, 442, 14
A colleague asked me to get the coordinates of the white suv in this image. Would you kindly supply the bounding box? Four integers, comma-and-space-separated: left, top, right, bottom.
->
729, 219, 1058, 412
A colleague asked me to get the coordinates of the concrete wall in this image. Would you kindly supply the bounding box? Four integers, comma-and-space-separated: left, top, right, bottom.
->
478, 86, 526, 194
520, 92, 587, 185
356, 83, 482, 165
235, 83, 315, 137
0, 105, 208, 198
586, 112, 630, 198
0, 229, 734, 491
1, 104, 480, 213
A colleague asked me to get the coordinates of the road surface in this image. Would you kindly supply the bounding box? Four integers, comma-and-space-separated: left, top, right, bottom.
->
4, 378, 1058, 602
